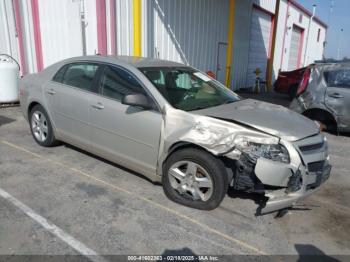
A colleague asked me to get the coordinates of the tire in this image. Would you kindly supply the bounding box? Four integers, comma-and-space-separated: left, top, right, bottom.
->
162, 148, 228, 210
29, 104, 59, 147
288, 84, 298, 100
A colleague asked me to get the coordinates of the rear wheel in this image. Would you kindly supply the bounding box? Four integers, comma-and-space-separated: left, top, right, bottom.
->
29, 104, 58, 147
162, 148, 228, 210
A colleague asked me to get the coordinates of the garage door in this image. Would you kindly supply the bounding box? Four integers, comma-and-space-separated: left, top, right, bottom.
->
288, 26, 303, 71
246, 8, 272, 88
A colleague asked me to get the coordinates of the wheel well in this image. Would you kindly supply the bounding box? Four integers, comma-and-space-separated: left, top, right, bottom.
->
303, 108, 337, 131
28, 102, 40, 118
166, 142, 209, 160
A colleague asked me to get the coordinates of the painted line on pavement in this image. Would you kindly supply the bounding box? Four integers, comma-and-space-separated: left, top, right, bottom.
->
0, 187, 107, 262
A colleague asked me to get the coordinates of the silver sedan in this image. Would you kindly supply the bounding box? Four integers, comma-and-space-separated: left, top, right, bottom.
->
20, 56, 331, 213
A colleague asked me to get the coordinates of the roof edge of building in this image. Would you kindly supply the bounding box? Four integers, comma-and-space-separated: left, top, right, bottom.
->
289, 0, 328, 29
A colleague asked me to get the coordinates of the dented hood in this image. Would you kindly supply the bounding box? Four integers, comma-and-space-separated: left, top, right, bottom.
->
193, 99, 319, 141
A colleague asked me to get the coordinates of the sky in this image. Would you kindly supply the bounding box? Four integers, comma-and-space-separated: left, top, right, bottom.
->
298, 0, 350, 59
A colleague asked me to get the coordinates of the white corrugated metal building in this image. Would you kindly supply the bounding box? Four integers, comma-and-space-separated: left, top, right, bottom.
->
0, 0, 327, 91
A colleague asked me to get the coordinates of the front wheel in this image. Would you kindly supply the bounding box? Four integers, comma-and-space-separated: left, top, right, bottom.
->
162, 148, 228, 210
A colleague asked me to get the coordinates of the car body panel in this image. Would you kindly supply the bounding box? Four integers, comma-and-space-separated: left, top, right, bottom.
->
45, 81, 93, 147
20, 55, 331, 213
193, 99, 320, 141
89, 92, 162, 177
274, 67, 306, 94
290, 63, 350, 132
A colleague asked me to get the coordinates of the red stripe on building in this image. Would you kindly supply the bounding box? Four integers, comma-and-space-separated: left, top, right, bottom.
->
13, 0, 26, 75
31, 0, 43, 71
96, 0, 107, 55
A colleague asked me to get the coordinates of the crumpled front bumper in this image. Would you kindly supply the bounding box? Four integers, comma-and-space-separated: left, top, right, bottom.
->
260, 163, 331, 214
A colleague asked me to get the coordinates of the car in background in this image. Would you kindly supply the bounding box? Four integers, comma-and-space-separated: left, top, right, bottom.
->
274, 67, 306, 99
290, 62, 350, 133
20, 56, 331, 214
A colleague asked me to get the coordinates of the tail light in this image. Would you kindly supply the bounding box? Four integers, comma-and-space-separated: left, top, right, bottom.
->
296, 68, 311, 96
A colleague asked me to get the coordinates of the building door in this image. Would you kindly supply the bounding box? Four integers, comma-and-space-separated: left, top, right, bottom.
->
288, 26, 304, 70
216, 42, 228, 84
246, 7, 272, 88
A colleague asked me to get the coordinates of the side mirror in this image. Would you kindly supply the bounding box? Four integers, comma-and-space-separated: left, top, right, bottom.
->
122, 93, 153, 110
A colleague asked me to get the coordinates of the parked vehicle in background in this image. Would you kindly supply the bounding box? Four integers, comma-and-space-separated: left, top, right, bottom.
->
274, 67, 306, 99
20, 56, 331, 214
290, 62, 350, 133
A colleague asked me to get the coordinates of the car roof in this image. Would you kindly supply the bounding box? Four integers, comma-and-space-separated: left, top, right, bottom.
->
61, 55, 188, 68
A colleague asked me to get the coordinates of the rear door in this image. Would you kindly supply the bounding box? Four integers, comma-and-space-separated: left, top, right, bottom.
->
288, 26, 303, 71
324, 68, 350, 129
45, 62, 99, 147
89, 65, 162, 176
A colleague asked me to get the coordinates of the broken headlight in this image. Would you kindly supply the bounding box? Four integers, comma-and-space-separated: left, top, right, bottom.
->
236, 141, 290, 164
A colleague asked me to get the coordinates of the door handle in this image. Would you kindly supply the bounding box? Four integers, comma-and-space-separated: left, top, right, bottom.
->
91, 103, 104, 110
46, 89, 56, 95
329, 93, 344, 99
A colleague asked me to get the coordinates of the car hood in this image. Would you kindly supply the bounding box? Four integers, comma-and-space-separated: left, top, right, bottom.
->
193, 99, 319, 141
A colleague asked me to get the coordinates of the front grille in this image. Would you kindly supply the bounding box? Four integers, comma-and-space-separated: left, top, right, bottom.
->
299, 142, 324, 152
308, 161, 325, 174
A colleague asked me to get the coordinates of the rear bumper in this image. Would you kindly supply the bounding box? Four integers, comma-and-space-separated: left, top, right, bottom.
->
261, 164, 331, 214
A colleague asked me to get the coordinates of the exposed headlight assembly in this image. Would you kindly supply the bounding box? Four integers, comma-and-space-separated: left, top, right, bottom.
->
236, 140, 290, 164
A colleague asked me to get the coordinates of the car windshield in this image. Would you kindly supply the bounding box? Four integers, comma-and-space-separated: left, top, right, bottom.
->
140, 67, 240, 111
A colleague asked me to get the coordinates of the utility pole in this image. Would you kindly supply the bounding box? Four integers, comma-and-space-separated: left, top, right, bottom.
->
337, 28, 344, 60
303, 4, 316, 66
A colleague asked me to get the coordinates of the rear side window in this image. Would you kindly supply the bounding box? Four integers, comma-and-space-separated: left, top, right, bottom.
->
52, 65, 68, 83
59, 63, 99, 92
324, 69, 350, 88
100, 66, 144, 101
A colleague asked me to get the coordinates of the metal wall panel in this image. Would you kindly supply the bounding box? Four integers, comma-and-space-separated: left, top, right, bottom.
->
230, 0, 253, 90
84, 0, 98, 55
116, 0, 133, 56
38, 0, 83, 67
0, 0, 19, 62
19, 0, 37, 73
272, 0, 288, 79
306, 20, 326, 64
146, 0, 229, 73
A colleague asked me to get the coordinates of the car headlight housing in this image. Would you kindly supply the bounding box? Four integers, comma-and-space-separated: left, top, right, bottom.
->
236, 141, 290, 164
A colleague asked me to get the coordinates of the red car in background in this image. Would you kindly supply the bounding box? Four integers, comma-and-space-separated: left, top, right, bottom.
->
274, 67, 306, 99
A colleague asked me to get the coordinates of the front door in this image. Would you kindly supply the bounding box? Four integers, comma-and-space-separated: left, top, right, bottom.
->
325, 68, 350, 129
89, 65, 162, 176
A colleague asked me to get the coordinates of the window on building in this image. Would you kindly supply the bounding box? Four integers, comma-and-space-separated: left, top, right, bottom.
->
100, 66, 145, 101
61, 63, 99, 92
299, 14, 303, 23
317, 28, 321, 42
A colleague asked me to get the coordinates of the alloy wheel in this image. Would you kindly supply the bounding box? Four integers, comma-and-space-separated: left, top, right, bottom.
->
168, 160, 213, 201
31, 111, 48, 142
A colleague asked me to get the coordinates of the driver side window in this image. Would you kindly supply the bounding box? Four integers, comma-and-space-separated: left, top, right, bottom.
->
100, 66, 145, 101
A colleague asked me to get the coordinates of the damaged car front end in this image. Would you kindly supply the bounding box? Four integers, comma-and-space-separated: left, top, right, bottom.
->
158, 98, 331, 214
140, 64, 331, 214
